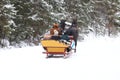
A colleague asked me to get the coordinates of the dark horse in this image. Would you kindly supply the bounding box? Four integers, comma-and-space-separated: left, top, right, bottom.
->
60, 19, 78, 52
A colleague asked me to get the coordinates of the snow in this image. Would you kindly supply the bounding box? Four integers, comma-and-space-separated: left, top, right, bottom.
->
0, 35, 120, 80
4, 4, 14, 9
65, 21, 72, 26
1, 39, 10, 47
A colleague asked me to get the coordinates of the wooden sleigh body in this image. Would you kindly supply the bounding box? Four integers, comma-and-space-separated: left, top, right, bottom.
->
41, 40, 72, 58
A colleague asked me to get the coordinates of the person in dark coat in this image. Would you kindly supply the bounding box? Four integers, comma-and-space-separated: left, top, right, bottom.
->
59, 19, 66, 34
64, 18, 78, 52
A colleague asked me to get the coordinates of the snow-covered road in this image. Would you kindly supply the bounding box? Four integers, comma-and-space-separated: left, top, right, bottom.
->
0, 36, 120, 80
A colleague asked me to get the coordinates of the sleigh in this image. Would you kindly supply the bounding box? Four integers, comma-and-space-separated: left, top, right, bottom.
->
40, 35, 76, 58
40, 39, 72, 58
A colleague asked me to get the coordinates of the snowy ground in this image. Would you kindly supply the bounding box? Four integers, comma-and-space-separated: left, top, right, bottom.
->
0, 35, 120, 80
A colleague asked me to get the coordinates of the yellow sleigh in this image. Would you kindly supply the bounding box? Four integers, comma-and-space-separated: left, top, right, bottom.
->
41, 40, 70, 58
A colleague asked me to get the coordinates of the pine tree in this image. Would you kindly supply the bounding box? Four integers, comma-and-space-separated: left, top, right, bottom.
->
90, 0, 120, 36
0, 0, 16, 47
